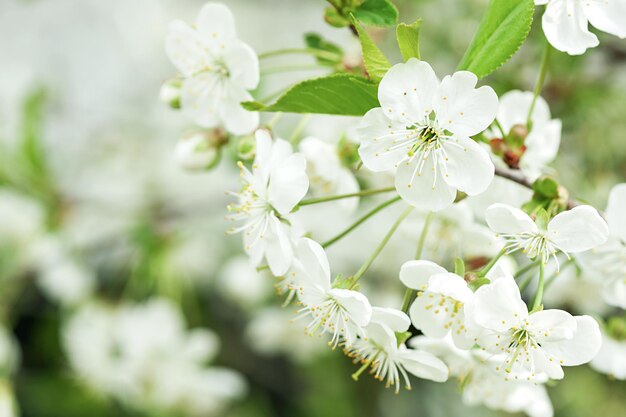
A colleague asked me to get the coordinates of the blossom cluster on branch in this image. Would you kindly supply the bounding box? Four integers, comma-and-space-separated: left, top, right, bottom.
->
159, 1, 626, 416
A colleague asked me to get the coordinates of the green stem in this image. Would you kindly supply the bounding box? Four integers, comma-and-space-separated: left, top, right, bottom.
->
415, 212, 434, 260
514, 261, 539, 279
531, 262, 545, 311
494, 119, 507, 138
351, 206, 413, 286
289, 114, 312, 144
401, 212, 435, 312
527, 42, 551, 127
400, 288, 414, 314
258, 47, 342, 62
322, 196, 401, 248
518, 272, 535, 293
478, 248, 506, 277
267, 112, 283, 129
298, 187, 395, 207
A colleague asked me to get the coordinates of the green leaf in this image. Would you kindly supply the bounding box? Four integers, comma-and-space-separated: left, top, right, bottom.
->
457, 0, 534, 78
354, 0, 398, 27
304, 33, 343, 66
351, 16, 391, 82
532, 176, 559, 199
242, 73, 380, 116
396, 19, 422, 61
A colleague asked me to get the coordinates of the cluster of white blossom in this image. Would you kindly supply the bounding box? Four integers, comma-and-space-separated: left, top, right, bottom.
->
159, 2, 626, 416
63, 298, 246, 416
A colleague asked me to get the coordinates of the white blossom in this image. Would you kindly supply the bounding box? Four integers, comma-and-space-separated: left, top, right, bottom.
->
63, 298, 246, 417
486, 203, 608, 266
165, 2, 259, 134
291, 238, 372, 348
590, 328, 626, 379
488, 90, 562, 181
411, 335, 554, 417
465, 275, 602, 380
578, 183, 626, 308
174, 130, 224, 171
536, 0, 626, 55
345, 307, 448, 392
299, 136, 360, 213
357, 59, 498, 211
227, 129, 309, 276
400, 260, 475, 349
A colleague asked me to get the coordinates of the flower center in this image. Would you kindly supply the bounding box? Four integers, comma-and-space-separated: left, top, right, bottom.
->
499, 231, 567, 266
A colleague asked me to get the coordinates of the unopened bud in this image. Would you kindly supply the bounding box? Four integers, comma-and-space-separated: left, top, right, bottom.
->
507, 124, 528, 147
489, 138, 505, 155
159, 78, 182, 109
175, 129, 227, 171
237, 135, 256, 161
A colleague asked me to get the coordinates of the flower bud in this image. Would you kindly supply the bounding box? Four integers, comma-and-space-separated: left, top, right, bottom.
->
337, 136, 360, 167
175, 129, 227, 171
159, 78, 182, 109
507, 124, 528, 147
237, 134, 256, 161
607, 317, 626, 341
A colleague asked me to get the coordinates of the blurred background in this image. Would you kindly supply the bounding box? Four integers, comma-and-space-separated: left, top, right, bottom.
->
1, 0, 626, 416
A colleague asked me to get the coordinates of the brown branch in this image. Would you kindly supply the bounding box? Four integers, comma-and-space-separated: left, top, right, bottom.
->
494, 167, 579, 210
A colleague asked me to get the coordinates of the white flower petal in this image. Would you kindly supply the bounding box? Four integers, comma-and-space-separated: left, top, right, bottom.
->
522, 119, 562, 171
371, 307, 411, 333
433, 71, 498, 137
399, 260, 448, 290
252, 129, 273, 185
496, 90, 551, 133
268, 153, 309, 215
532, 347, 565, 379
331, 289, 373, 327
485, 203, 538, 235
590, 330, 626, 379
601, 277, 626, 309
606, 183, 626, 242
450, 322, 474, 350
219, 84, 259, 135
295, 238, 331, 290
366, 321, 398, 352
196, 2, 237, 47
426, 273, 473, 303
378, 59, 439, 124
180, 73, 222, 127
542, 0, 599, 55
397, 348, 449, 383
528, 309, 577, 343
540, 315, 601, 366
395, 156, 456, 211
468, 276, 527, 332
409, 295, 450, 338
165, 21, 211, 76
583, 0, 626, 38
442, 136, 495, 196
223, 41, 259, 90
264, 214, 293, 276
547, 205, 609, 253
357, 108, 410, 172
